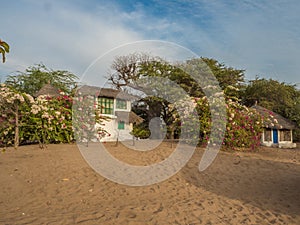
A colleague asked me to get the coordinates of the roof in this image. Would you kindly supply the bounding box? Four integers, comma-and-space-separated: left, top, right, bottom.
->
34, 83, 60, 97
129, 111, 144, 124
77, 85, 137, 100
251, 105, 296, 130
115, 111, 144, 124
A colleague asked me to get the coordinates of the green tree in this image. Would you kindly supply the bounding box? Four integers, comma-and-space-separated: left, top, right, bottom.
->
242, 78, 300, 140
5, 63, 78, 96
200, 57, 245, 100
242, 78, 300, 118
109, 54, 245, 99
201, 58, 245, 89
109, 54, 228, 140
109, 53, 172, 138
0, 39, 9, 63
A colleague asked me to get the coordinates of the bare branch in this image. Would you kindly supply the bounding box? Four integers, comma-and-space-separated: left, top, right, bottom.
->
108, 52, 161, 89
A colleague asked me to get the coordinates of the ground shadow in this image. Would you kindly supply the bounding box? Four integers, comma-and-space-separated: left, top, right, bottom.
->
181, 150, 300, 216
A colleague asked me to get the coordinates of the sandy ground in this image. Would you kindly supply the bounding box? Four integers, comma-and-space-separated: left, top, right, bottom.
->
0, 141, 299, 225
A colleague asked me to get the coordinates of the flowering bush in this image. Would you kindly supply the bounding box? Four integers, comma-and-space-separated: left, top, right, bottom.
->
0, 84, 107, 148
167, 92, 278, 150
0, 84, 33, 148
26, 94, 73, 147
223, 99, 263, 150
72, 93, 108, 146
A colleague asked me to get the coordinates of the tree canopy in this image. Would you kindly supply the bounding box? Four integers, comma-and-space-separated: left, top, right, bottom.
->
109, 53, 245, 99
201, 57, 245, 89
108, 53, 242, 141
5, 63, 78, 96
242, 78, 300, 140
108, 52, 300, 143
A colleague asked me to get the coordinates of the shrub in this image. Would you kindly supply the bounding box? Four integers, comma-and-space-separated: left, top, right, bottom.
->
0, 83, 107, 148
131, 124, 150, 139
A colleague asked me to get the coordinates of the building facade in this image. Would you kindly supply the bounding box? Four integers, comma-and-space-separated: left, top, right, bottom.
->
252, 105, 297, 148
79, 85, 142, 142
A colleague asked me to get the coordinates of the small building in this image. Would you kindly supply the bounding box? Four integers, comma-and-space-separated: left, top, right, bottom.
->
252, 105, 297, 148
34, 83, 60, 97
78, 85, 143, 142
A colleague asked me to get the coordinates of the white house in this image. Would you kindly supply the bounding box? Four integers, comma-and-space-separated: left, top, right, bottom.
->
252, 105, 297, 148
79, 85, 143, 142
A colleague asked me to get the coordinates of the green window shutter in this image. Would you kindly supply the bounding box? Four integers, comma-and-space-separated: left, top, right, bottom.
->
116, 99, 127, 109
118, 121, 125, 130
98, 97, 114, 114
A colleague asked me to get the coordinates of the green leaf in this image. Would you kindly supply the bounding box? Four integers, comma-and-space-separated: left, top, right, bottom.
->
0, 41, 10, 53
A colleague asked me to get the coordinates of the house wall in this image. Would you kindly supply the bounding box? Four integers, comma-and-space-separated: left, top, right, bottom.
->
261, 128, 296, 148
261, 128, 273, 147
278, 130, 296, 148
98, 98, 134, 142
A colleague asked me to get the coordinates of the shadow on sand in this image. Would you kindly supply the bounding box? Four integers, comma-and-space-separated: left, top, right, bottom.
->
181, 149, 300, 216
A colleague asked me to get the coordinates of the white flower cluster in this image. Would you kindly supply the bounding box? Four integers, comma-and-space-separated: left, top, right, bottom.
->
213, 91, 224, 97
226, 85, 240, 91
36, 95, 49, 103
31, 104, 41, 114
0, 85, 30, 104
203, 85, 218, 90
228, 112, 235, 121
25, 94, 35, 104
172, 97, 197, 117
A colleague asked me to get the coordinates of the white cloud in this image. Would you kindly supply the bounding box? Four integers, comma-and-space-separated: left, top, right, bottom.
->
185, 0, 300, 83
1, 0, 299, 85
0, 0, 142, 82
116, 0, 300, 83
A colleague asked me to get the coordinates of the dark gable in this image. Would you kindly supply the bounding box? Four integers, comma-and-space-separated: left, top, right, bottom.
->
252, 105, 297, 130
77, 85, 137, 100
34, 83, 60, 97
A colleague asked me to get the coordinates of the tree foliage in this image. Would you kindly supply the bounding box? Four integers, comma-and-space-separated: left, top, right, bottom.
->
242, 78, 300, 140
242, 78, 299, 116
0, 84, 74, 148
5, 63, 78, 96
0, 83, 110, 148
0, 84, 33, 148
109, 53, 263, 148
201, 58, 245, 90
0, 39, 9, 63
108, 52, 300, 147
109, 53, 160, 89
109, 54, 245, 99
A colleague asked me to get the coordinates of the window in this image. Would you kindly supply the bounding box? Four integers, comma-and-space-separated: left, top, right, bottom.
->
116, 99, 127, 109
264, 128, 272, 142
118, 121, 125, 130
279, 129, 291, 141
98, 97, 114, 114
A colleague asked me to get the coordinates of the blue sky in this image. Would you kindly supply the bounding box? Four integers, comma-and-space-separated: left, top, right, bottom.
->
1, 0, 300, 87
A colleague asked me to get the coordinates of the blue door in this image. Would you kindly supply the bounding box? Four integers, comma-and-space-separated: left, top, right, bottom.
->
273, 129, 278, 143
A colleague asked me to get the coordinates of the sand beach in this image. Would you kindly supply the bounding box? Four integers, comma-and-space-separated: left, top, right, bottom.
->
0, 142, 299, 224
